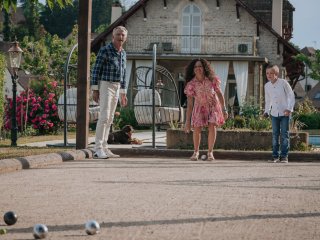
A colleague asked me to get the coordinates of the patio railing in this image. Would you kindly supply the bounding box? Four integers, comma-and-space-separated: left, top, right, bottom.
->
125, 34, 257, 55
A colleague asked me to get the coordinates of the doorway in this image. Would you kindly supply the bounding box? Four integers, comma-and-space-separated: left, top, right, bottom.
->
227, 80, 239, 117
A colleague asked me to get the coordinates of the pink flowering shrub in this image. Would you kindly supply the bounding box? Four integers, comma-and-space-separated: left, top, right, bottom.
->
4, 77, 62, 135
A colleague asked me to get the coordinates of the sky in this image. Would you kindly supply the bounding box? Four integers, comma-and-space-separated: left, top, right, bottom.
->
289, 0, 320, 49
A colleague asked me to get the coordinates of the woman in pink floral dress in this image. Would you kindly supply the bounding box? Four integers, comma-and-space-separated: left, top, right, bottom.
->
184, 59, 228, 161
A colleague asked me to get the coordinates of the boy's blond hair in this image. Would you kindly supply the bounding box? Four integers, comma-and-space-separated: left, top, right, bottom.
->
266, 64, 279, 75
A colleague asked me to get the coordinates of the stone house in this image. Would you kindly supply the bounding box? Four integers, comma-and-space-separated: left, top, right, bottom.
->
90, 0, 302, 118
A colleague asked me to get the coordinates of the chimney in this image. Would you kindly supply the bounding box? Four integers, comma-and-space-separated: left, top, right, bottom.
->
272, 0, 283, 36
111, 2, 122, 24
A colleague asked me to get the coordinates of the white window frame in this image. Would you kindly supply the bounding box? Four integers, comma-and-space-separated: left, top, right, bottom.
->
181, 4, 202, 53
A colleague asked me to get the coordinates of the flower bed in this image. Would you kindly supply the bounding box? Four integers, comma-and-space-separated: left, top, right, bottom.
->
166, 129, 309, 151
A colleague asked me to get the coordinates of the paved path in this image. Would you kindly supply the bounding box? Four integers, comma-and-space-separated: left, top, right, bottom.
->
23, 131, 167, 148
1, 157, 320, 239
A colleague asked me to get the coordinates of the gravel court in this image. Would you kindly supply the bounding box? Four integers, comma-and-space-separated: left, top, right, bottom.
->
0, 158, 320, 240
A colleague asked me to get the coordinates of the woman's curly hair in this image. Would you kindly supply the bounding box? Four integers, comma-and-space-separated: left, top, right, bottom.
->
184, 58, 215, 83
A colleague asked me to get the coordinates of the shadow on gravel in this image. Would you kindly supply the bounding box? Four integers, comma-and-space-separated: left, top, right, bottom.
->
7, 212, 320, 234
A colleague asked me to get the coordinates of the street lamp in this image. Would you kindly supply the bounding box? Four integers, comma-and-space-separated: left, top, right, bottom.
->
8, 40, 23, 147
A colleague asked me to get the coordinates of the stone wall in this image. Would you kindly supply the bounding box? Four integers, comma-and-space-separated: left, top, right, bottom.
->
125, 0, 281, 64
166, 129, 309, 150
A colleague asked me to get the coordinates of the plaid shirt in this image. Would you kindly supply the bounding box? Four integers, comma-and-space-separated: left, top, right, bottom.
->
91, 42, 127, 91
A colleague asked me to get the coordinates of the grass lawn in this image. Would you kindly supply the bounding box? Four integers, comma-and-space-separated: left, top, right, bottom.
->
0, 131, 95, 160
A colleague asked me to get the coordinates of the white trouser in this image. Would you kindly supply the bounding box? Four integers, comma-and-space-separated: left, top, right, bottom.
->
95, 81, 120, 151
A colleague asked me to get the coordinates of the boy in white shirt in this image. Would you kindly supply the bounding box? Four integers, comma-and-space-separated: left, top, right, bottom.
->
264, 65, 295, 163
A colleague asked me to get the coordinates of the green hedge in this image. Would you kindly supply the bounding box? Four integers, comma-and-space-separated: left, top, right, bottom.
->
299, 112, 320, 129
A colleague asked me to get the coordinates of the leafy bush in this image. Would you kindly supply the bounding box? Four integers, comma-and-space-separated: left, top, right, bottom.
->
290, 134, 310, 151
222, 116, 271, 131
292, 141, 309, 151
222, 118, 235, 129
4, 77, 62, 135
292, 98, 320, 130
89, 107, 148, 132
294, 98, 317, 115
298, 112, 320, 129
240, 96, 262, 119
118, 107, 143, 130
248, 116, 272, 131
113, 111, 122, 130
234, 115, 246, 128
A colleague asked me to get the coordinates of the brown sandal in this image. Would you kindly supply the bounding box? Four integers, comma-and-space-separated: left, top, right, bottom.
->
190, 152, 199, 161
207, 152, 215, 161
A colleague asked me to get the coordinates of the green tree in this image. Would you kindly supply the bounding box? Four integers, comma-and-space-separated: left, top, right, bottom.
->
1, 0, 72, 41
40, 0, 78, 38
1, 0, 72, 12
94, 23, 109, 34
40, 0, 112, 37
91, 0, 112, 32
20, 35, 51, 76
2, 10, 12, 41
20, 0, 42, 40
295, 50, 320, 81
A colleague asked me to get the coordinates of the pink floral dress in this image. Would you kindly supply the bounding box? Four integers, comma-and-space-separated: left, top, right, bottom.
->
184, 76, 225, 127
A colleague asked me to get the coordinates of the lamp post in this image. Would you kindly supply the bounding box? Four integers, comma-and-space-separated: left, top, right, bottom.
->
8, 41, 23, 147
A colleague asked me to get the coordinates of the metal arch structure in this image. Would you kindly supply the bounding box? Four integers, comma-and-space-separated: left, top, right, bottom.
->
64, 43, 78, 87
62, 43, 78, 146
55, 42, 101, 147
135, 65, 182, 109
48, 43, 79, 147
59, 43, 101, 147
47, 43, 78, 147
133, 63, 184, 138
135, 65, 180, 105
155, 65, 182, 109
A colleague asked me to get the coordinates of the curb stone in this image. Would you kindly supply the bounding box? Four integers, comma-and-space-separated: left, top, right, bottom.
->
0, 149, 92, 174
0, 148, 319, 174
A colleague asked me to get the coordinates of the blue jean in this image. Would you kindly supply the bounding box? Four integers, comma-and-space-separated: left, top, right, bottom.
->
271, 116, 290, 158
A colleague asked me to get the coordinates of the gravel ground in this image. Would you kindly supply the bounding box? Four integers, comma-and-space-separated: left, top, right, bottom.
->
0, 157, 320, 240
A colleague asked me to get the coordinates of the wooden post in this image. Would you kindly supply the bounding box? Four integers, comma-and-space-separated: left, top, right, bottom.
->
76, 0, 92, 149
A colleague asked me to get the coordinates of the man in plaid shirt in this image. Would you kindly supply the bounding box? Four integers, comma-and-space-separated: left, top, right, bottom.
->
91, 26, 128, 159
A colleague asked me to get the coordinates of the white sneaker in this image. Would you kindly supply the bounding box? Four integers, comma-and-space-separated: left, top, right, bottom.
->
104, 148, 120, 158
93, 149, 108, 159
268, 157, 280, 163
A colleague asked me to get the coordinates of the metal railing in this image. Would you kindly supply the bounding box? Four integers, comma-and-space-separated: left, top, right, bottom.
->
125, 34, 256, 55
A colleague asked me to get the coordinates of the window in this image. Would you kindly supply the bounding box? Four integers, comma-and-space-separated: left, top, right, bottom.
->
314, 92, 320, 99
181, 4, 202, 53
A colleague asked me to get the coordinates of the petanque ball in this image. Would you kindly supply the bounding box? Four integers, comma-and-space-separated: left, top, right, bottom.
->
201, 154, 207, 161
33, 224, 48, 239
3, 211, 18, 225
0, 228, 7, 235
85, 220, 100, 235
